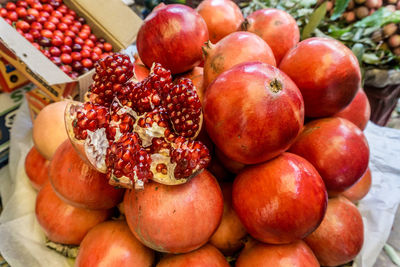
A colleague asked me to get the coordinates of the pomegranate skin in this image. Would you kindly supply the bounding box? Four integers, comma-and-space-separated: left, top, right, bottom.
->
203, 31, 276, 87
35, 182, 110, 245
49, 140, 124, 210
243, 8, 300, 65
232, 153, 327, 244
157, 244, 229, 267
334, 89, 371, 130
279, 37, 361, 117
342, 167, 372, 203
124, 170, 223, 253
76, 221, 155, 267
136, 4, 208, 74
236, 240, 319, 267
25, 146, 49, 190
289, 117, 370, 195
196, 0, 243, 43
304, 197, 364, 266
204, 62, 304, 165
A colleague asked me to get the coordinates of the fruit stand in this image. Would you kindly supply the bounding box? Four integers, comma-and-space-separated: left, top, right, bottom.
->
0, 0, 400, 266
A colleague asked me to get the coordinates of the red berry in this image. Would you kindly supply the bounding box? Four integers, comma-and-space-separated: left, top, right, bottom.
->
95, 42, 104, 50
31, 3, 43, 11
42, 4, 53, 13
17, 1, 29, 8
6, 2, 17, 11
64, 36, 73, 46
68, 9, 76, 18
72, 43, 82, 52
49, 46, 61, 57
64, 30, 75, 38
81, 45, 92, 51
0, 8, 7, 17
16, 7, 27, 18
30, 29, 41, 40
64, 14, 74, 21
39, 11, 50, 18
41, 29, 53, 39
16, 28, 24, 35
72, 60, 83, 72
24, 32, 34, 42
39, 36, 51, 47
5, 18, 12, 25
88, 34, 97, 42
50, 56, 61, 66
27, 8, 39, 18
78, 31, 89, 40
71, 51, 82, 61
51, 35, 63, 46
44, 21, 56, 31
60, 45, 72, 54
31, 22, 42, 31
69, 25, 80, 34
16, 20, 30, 32
47, 16, 59, 24
81, 49, 91, 58
91, 52, 100, 62
74, 37, 84, 45
37, 16, 47, 24
61, 17, 72, 25
32, 42, 40, 50
73, 21, 82, 29
60, 64, 72, 74
51, 10, 62, 19
42, 49, 51, 58
57, 4, 67, 14
61, 53, 72, 64
53, 30, 64, 38
82, 24, 90, 32
57, 22, 68, 32
93, 46, 102, 55
103, 42, 113, 52
24, 14, 36, 23
7, 11, 18, 21
81, 58, 93, 69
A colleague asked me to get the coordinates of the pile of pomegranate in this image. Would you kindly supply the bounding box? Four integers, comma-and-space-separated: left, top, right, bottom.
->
25, 1, 373, 266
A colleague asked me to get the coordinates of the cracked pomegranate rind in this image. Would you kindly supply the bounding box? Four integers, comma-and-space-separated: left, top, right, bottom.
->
65, 54, 209, 189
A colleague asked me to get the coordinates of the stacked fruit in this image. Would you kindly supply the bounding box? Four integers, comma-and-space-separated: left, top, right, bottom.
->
0, 0, 113, 78
24, 1, 373, 266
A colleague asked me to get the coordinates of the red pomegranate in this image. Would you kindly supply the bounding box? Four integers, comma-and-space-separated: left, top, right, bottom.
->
176, 67, 205, 104
24, 146, 49, 190
49, 139, 124, 210
242, 8, 300, 64
157, 244, 229, 267
342, 167, 372, 203
35, 182, 110, 245
133, 62, 150, 82
136, 4, 208, 74
334, 88, 371, 130
232, 153, 327, 244
196, 0, 243, 43
289, 117, 370, 195
279, 37, 361, 117
203, 31, 276, 87
215, 148, 245, 174
124, 170, 223, 253
204, 62, 304, 165
236, 240, 319, 267
75, 220, 155, 267
304, 197, 364, 266
210, 183, 247, 255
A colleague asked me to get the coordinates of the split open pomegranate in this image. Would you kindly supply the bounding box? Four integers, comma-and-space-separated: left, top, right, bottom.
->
65, 53, 210, 189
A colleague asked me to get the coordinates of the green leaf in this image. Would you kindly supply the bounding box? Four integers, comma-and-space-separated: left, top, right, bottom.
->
352, 43, 365, 65
301, 2, 327, 40
330, 0, 351, 21
354, 8, 400, 28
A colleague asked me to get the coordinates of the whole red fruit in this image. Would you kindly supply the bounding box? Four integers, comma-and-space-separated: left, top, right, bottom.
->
304, 197, 364, 266
7, 11, 18, 21
25, 146, 49, 190
157, 244, 229, 267
289, 117, 370, 195
236, 240, 319, 267
16, 7, 28, 18
61, 53, 72, 64
204, 62, 304, 164
124, 170, 223, 253
203, 31, 276, 87
341, 167, 372, 203
137, 4, 209, 74
76, 221, 155, 267
232, 152, 327, 244
279, 37, 361, 117
35, 182, 110, 245
334, 88, 371, 130
16, 20, 30, 32
243, 8, 300, 65
49, 140, 124, 210
196, 0, 243, 43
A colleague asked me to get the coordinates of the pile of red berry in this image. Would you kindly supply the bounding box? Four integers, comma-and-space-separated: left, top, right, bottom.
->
0, 0, 113, 78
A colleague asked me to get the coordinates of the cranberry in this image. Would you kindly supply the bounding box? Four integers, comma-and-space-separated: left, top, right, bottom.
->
81, 49, 91, 58
61, 53, 72, 64
64, 30, 75, 38
95, 42, 104, 50
70, 71, 79, 78
72, 61, 83, 72
78, 17, 86, 24
88, 34, 97, 42
81, 58, 93, 69
24, 14, 36, 23
72, 43, 82, 52
27, 8, 39, 18
37, 16, 47, 24
61, 17, 72, 25
48, 16, 59, 24
7, 11, 18, 22
44, 21, 56, 31
60, 45, 72, 54
57, 4, 67, 14
91, 52, 100, 62
43, 4, 53, 13
57, 22, 68, 32
24, 32, 34, 42
26, 0, 38, 6
81, 45, 92, 51
40, 29, 53, 39
50, 56, 62, 65
84, 39, 94, 48
51, 10, 62, 19
39, 37, 51, 47
68, 9, 76, 18
30, 29, 41, 40
32, 3, 43, 11
31, 22, 42, 31
49, 46, 61, 57
64, 36, 73, 46
93, 47, 102, 55
80, 67, 89, 74
64, 14, 74, 21
16, 7, 27, 18
39, 11, 50, 18
51, 35, 63, 46
42, 49, 51, 58
32, 42, 40, 50
73, 21, 82, 29
98, 37, 105, 43
103, 43, 113, 52
60, 64, 72, 74
74, 37, 84, 45
69, 25, 80, 34
6, 2, 17, 11
53, 30, 64, 38
78, 31, 89, 40
17, 1, 29, 8
71, 51, 82, 61
16, 20, 30, 32
0, 8, 7, 17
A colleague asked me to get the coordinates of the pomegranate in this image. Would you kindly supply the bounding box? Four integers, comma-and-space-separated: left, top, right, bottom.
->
136, 4, 208, 74
65, 54, 210, 189
49, 139, 124, 210
304, 197, 364, 266
242, 8, 300, 65
75, 220, 155, 267
232, 153, 327, 244
35, 182, 110, 245
334, 88, 371, 130
196, 0, 243, 43
204, 62, 304, 165
32, 100, 70, 160
24, 146, 49, 190
215, 148, 245, 174
210, 183, 247, 255
124, 170, 223, 253
157, 244, 229, 267
342, 167, 372, 203
279, 37, 361, 117
236, 240, 319, 267
133, 62, 150, 82
176, 67, 205, 104
203, 32, 276, 88
289, 117, 370, 195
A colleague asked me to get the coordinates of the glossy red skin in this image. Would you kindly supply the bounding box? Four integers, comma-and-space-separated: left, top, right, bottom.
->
244, 8, 300, 65
304, 197, 364, 266
35, 182, 110, 245
342, 167, 372, 203
49, 140, 124, 210
196, 0, 243, 43
137, 4, 208, 74
124, 170, 223, 253
279, 37, 361, 117
215, 148, 245, 174
203, 31, 276, 87
25, 146, 49, 190
236, 240, 319, 267
210, 183, 247, 255
289, 117, 370, 195
76, 221, 155, 267
204, 62, 304, 164
157, 244, 229, 267
233, 153, 327, 244
334, 89, 371, 130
